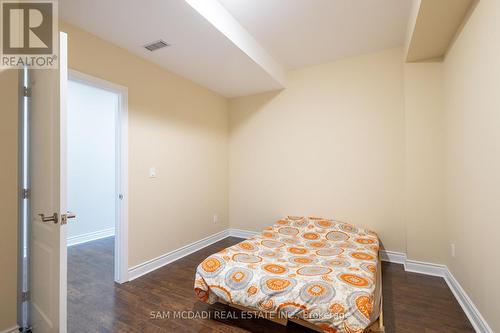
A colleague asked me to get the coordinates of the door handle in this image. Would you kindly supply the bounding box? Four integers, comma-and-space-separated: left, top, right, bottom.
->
39, 213, 59, 224
61, 211, 76, 225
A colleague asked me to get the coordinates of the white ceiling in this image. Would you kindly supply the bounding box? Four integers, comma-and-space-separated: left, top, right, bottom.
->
60, 0, 414, 97
219, 0, 414, 70
60, 0, 284, 97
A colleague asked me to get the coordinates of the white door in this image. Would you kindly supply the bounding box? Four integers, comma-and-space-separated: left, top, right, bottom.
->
29, 32, 68, 333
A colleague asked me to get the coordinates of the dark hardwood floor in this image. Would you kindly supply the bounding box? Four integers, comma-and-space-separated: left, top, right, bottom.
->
68, 237, 474, 333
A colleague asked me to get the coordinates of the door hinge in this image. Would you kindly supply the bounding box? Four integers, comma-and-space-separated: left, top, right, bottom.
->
21, 291, 30, 302
21, 188, 30, 199
23, 86, 31, 97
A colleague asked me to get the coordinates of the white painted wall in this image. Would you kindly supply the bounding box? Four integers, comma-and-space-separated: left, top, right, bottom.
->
67, 80, 117, 242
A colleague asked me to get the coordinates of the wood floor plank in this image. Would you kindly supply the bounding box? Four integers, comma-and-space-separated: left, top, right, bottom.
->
68, 236, 474, 332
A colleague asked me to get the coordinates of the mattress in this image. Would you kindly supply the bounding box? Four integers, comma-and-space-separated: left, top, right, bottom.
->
194, 216, 381, 333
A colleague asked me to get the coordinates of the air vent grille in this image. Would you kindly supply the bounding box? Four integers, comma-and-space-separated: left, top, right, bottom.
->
144, 40, 169, 51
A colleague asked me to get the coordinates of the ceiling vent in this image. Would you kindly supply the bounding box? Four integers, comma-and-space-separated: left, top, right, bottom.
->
144, 40, 170, 51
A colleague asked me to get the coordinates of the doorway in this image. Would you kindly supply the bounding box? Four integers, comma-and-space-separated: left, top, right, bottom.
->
67, 78, 117, 246
66, 70, 128, 280
66, 71, 128, 330
17, 34, 128, 331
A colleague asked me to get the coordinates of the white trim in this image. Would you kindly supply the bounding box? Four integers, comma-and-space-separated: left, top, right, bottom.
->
115, 80, 129, 284
223, 230, 491, 332
68, 69, 129, 284
228, 228, 258, 239
445, 269, 493, 333
128, 229, 230, 281
0, 326, 20, 333
379, 250, 407, 264
126, 228, 492, 332
371, 250, 491, 332
69, 70, 128, 96
404, 259, 448, 277
67, 228, 115, 246
59, 31, 69, 333
366, 250, 491, 332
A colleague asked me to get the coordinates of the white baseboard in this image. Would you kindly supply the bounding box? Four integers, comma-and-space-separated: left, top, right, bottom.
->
0, 326, 19, 333
445, 269, 493, 333
67, 227, 115, 246
372, 250, 491, 332
128, 229, 230, 281
379, 250, 406, 264
404, 259, 448, 277
226, 229, 491, 332
228, 228, 258, 238
126, 228, 491, 332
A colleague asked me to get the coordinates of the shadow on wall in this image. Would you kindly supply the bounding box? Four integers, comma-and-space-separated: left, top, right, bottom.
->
228, 90, 282, 134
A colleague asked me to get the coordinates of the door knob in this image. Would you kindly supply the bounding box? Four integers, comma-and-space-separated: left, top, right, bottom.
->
39, 213, 58, 224
61, 211, 76, 225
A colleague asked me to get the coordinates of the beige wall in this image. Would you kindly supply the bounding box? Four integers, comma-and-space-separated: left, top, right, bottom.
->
0, 69, 19, 330
443, 0, 500, 330
1, 4, 498, 329
60, 22, 229, 267
229, 48, 406, 253
403, 63, 447, 264
0, 22, 230, 331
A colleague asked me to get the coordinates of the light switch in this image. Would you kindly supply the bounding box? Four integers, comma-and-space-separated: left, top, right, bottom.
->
149, 167, 156, 178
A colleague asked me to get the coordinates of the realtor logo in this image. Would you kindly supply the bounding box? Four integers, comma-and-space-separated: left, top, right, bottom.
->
1, 0, 58, 68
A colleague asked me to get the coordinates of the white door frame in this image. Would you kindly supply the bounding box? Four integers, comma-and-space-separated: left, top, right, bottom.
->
67, 70, 129, 283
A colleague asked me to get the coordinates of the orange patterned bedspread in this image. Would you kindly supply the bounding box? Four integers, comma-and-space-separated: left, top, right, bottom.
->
194, 216, 380, 333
